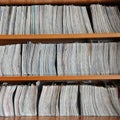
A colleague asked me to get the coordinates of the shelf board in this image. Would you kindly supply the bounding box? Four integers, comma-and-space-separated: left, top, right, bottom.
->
0, 33, 120, 40
0, 116, 119, 120
0, 0, 119, 5
0, 75, 119, 82
0, 33, 120, 44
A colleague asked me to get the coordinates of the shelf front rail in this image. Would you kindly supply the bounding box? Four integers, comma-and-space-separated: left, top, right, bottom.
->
0, 75, 119, 82
0, 0, 119, 5
0, 33, 120, 44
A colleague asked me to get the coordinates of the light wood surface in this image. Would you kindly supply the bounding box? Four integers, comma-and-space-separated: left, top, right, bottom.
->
0, 116, 119, 120
0, 75, 119, 82
0, 0, 119, 5
0, 33, 120, 40
0, 33, 120, 44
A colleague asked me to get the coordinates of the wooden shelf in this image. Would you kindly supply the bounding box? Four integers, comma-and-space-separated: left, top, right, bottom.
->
0, 116, 119, 120
0, 33, 119, 82
0, 0, 119, 5
0, 75, 119, 82
0, 1, 119, 119
0, 33, 120, 44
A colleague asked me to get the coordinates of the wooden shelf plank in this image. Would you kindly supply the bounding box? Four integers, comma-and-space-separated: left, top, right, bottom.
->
0, 0, 119, 5
0, 33, 120, 40
0, 116, 119, 120
0, 75, 119, 82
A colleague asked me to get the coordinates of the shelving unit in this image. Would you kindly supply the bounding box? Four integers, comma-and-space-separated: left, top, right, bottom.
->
0, 0, 119, 119
0, 33, 119, 82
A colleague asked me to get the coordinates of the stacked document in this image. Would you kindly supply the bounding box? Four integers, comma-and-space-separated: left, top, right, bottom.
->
0, 42, 119, 76
0, 5, 120, 34
0, 83, 39, 116
0, 81, 120, 116
0, 4, 119, 76
90, 5, 120, 33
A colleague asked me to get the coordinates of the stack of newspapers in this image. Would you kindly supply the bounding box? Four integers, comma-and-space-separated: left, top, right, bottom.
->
0, 4, 119, 76
0, 4, 119, 117
0, 42, 119, 76
0, 82, 39, 116
0, 81, 119, 116
0, 5, 120, 34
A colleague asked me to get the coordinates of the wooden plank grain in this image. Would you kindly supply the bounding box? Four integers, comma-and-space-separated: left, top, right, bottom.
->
0, 33, 119, 41
0, 75, 119, 82
0, 116, 119, 120
0, 0, 119, 5
0, 33, 119, 45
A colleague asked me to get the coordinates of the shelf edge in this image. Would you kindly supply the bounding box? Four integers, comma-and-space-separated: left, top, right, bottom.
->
0, 0, 119, 5
0, 33, 120, 39
0, 75, 119, 82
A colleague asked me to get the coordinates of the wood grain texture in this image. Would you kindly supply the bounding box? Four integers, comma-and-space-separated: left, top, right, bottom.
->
0, 33, 120, 39
0, 0, 119, 5
0, 33, 119, 44
0, 75, 119, 82
0, 116, 119, 120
